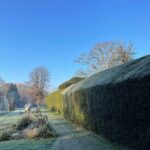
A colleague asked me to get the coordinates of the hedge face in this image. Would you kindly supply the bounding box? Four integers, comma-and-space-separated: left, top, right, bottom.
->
62, 56, 150, 150
63, 90, 89, 126
91, 76, 149, 148
45, 90, 63, 113
45, 77, 85, 113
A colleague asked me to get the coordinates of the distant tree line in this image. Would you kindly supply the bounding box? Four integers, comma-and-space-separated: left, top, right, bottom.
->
0, 66, 50, 108
0, 82, 20, 108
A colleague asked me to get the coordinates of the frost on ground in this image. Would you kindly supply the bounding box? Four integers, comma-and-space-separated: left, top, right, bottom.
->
0, 109, 130, 150
48, 113, 128, 150
0, 109, 54, 150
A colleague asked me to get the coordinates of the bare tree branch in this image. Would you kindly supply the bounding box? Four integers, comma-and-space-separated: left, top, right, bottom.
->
29, 66, 50, 106
75, 41, 135, 77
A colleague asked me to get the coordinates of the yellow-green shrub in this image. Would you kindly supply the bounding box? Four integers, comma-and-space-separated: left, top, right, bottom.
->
45, 90, 63, 113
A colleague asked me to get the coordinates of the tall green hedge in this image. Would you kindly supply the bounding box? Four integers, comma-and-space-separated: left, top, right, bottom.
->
62, 56, 150, 150
46, 77, 84, 113
45, 90, 63, 113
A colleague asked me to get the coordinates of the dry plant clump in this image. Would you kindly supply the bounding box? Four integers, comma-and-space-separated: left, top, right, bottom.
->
24, 128, 39, 139
16, 115, 33, 130
0, 111, 56, 141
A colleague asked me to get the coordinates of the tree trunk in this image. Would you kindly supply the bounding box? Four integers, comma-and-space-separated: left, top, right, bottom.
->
37, 99, 41, 108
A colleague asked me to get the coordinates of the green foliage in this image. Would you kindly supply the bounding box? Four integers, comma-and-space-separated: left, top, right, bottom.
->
63, 90, 87, 126
63, 56, 150, 149
46, 77, 85, 114
16, 115, 33, 130
9, 99, 15, 111
45, 90, 63, 113
6, 83, 20, 108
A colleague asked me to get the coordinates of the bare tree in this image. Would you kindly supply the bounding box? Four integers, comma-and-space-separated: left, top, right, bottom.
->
75, 41, 135, 77
116, 41, 135, 63
29, 66, 50, 107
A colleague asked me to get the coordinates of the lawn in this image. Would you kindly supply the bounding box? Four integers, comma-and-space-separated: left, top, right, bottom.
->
0, 139, 54, 150
0, 108, 55, 150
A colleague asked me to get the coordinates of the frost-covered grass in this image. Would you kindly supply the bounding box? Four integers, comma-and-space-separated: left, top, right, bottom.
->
0, 109, 24, 132
0, 139, 54, 150
0, 108, 55, 150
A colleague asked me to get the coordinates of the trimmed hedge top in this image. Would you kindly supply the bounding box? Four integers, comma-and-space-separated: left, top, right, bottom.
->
66, 55, 150, 92
58, 77, 85, 90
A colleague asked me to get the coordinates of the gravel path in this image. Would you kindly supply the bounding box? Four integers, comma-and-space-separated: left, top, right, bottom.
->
48, 114, 127, 150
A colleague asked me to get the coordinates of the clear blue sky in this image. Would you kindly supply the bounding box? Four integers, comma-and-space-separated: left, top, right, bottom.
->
0, 0, 150, 89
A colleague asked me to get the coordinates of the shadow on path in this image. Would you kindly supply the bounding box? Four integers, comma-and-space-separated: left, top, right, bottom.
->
48, 114, 129, 150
